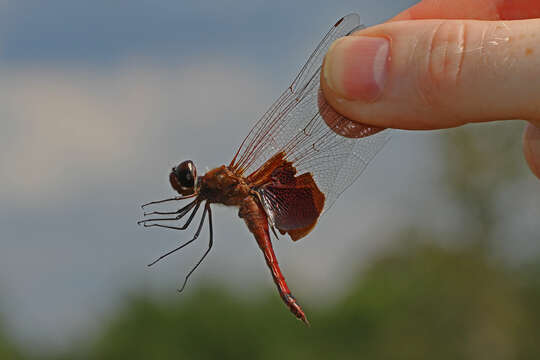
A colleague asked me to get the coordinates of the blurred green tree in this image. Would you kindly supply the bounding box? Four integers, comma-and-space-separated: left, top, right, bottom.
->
60, 242, 540, 360
0, 316, 23, 360
439, 122, 529, 247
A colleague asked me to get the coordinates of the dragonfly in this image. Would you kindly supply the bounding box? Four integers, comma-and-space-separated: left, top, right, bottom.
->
138, 14, 391, 325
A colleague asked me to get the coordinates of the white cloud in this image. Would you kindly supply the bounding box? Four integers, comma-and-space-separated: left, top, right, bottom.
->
0, 59, 270, 205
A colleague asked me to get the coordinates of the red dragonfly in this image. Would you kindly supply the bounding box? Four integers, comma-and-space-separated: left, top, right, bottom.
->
138, 14, 390, 324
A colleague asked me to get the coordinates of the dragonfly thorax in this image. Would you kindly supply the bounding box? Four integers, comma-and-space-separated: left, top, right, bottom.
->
199, 165, 251, 206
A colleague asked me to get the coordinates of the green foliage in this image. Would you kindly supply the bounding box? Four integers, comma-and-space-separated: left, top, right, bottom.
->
0, 319, 22, 360
439, 122, 528, 243
55, 242, 540, 360
331, 244, 523, 359
84, 288, 301, 360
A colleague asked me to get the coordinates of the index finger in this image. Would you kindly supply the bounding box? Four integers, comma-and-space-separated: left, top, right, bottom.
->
392, 0, 540, 21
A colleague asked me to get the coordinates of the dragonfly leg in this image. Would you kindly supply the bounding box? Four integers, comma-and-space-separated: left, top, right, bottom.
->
138, 200, 201, 229
178, 203, 213, 293
142, 198, 198, 216
147, 202, 207, 267
141, 194, 197, 208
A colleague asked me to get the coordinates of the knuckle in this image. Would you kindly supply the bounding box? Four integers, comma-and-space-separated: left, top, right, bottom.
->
415, 21, 468, 109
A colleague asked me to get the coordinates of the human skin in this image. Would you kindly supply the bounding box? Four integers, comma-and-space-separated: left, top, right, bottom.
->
321, 0, 540, 179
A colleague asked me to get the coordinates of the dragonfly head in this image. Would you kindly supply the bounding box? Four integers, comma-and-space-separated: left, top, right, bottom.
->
170, 160, 199, 196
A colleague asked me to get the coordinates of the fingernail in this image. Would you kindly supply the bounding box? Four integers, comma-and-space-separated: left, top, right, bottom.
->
323, 36, 389, 102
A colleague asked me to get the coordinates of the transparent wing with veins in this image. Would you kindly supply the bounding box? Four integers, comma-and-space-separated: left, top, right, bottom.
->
230, 13, 391, 211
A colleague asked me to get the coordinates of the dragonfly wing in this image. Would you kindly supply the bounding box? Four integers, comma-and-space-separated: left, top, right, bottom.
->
253, 154, 325, 241
231, 14, 391, 213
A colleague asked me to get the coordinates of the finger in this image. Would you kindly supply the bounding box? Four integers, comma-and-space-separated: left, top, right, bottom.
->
321, 19, 540, 130
523, 121, 540, 179
392, 0, 540, 21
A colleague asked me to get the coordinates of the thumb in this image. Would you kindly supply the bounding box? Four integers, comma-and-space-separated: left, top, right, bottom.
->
321, 19, 540, 130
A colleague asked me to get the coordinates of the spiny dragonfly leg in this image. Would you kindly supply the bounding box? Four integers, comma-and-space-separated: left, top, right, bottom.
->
141, 194, 197, 209
142, 198, 198, 216
147, 202, 207, 267
138, 200, 201, 230
178, 203, 213, 293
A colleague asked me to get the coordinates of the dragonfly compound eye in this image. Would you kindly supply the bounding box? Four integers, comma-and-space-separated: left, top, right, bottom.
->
176, 160, 196, 188
170, 160, 197, 195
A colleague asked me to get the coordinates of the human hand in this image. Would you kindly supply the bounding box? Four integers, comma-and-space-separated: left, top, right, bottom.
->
321, 0, 540, 179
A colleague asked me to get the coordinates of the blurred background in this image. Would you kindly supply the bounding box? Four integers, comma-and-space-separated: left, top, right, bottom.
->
1, 0, 539, 359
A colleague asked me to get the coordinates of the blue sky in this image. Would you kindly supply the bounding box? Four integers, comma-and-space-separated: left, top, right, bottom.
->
1, 1, 400, 63
1, 0, 539, 352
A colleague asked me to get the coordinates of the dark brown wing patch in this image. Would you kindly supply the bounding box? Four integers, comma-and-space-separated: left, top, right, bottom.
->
251, 155, 325, 241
